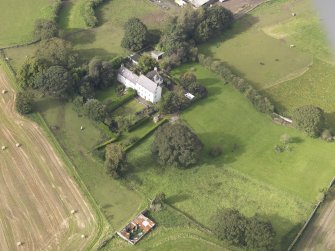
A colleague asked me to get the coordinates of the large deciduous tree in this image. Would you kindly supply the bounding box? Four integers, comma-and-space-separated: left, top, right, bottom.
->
34, 19, 58, 40
35, 38, 77, 67
35, 66, 74, 98
83, 99, 106, 121
152, 123, 202, 168
88, 58, 115, 89
211, 208, 247, 246
121, 18, 148, 51
15, 91, 34, 115
137, 54, 158, 74
292, 105, 325, 137
245, 216, 276, 251
105, 143, 128, 178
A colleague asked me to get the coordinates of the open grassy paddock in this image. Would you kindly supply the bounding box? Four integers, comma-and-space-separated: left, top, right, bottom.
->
0, 0, 57, 47
63, 0, 178, 60
201, 0, 335, 122
126, 64, 335, 250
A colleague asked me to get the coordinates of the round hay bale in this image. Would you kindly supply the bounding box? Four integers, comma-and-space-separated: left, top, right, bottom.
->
2, 89, 7, 94
1, 146, 7, 151
81, 234, 86, 239
16, 143, 21, 147
71, 209, 76, 214
16, 241, 23, 246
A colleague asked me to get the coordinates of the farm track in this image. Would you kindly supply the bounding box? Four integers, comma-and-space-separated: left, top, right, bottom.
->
0, 69, 98, 250
295, 196, 335, 250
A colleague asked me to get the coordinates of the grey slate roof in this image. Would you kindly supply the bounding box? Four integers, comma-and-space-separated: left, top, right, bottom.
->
119, 65, 158, 94
119, 65, 139, 83
137, 75, 159, 93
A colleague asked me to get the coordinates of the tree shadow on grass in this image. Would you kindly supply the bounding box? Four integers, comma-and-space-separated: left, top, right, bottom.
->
66, 29, 97, 45
75, 48, 116, 62
33, 97, 65, 113
200, 14, 260, 58
325, 111, 335, 131
198, 132, 245, 166
95, 0, 113, 26
166, 194, 190, 205
259, 213, 303, 251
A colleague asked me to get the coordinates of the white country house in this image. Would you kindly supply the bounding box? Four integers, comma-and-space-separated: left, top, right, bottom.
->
117, 65, 162, 103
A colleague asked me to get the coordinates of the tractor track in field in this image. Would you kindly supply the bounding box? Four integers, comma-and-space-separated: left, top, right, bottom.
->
0, 69, 98, 250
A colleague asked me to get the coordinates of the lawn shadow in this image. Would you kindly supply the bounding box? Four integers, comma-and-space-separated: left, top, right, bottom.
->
198, 132, 245, 166
258, 213, 303, 250
200, 14, 260, 58
325, 111, 335, 131
290, 137, 304, 144
166, 194, 190, 205
75, 48, 116, 62
33, 97, 65, 113
66, 29, 96, 45
95, 0, 113, 26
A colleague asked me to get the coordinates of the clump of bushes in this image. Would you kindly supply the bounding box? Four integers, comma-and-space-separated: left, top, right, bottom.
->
209, 145, 223, 157
198, 54, 274, 114
152, 123, 203, 168
83, 0, 106, 27
211, 208, 276, 250
16, 91, 34, 115
321, 129, 333, 142
292, 105, 325, 137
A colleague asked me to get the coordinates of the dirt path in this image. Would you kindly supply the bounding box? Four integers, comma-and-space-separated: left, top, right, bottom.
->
0, 70, 98, 250
295, 196, 335, 250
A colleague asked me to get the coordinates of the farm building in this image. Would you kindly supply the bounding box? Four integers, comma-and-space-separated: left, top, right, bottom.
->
175, 0, 187, 7
188, 0, 215, 8
117, 213, 155, 245
117, 65, 162, 103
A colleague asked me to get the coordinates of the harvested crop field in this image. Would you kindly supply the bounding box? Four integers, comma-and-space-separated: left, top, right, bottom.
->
0, 69, 97, 250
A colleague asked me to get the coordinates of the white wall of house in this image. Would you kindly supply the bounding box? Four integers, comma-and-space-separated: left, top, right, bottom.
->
117, 73, 162, 103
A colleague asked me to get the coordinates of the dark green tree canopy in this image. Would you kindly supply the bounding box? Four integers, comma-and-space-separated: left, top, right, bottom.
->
211, 208, 247, 246
137, 54, 158, 74
17, 57, 45, 89
15, 91, 34, 115
88, 58, 115, 89
159, 86, 189, 114
34, 19, 58, 40
83, 99, 106, 121
121, 18, 148, 51
35, 66, 74, 98
292, 105, 325, 137
105, 143, 128, 178
35, 38, 77, 67
152, 123, 203, 168
245, 216, 276, 251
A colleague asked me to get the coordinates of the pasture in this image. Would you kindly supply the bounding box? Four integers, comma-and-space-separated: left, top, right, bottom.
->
201, 0, 335, 123
0, 0, 57, 47
0, 62, 98, 250
127, 64, 335, 250
35, 98, 143, 230
64, 0, 177, 60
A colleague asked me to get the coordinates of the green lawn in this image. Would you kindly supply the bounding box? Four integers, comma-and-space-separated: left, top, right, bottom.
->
0, 0, 57, 47
105, 206, 227, 251
58, 0, 87, 31
64, 0, 177, 60
201, 0, 335, 127
199, 0, 313, 89
34, 98, 143, 230
127, 64, 335, 250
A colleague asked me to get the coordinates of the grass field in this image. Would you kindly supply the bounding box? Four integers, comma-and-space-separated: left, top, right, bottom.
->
0, 0, 57, 47
126, 64, 335, 250
64, 0, 177, 60
58, 0, 87, 30
34, 98, 144, 230
201, 0, 335, 125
